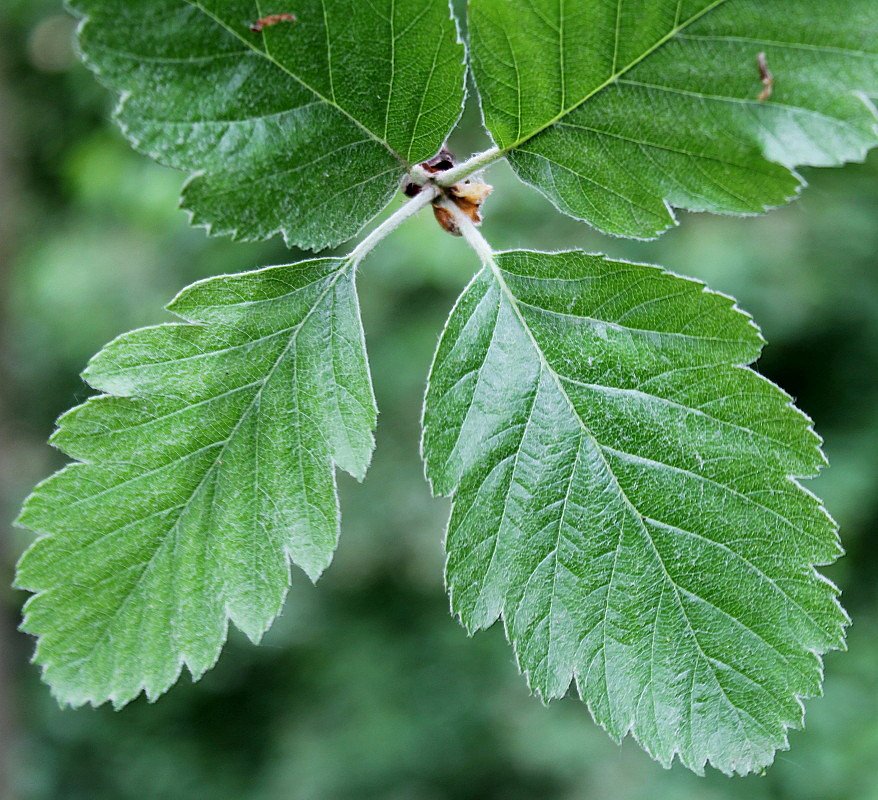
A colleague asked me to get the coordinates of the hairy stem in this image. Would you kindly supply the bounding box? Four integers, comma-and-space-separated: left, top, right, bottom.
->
434, 147, 503, 187
348, 183, 439, 264
436, 196, 496, 265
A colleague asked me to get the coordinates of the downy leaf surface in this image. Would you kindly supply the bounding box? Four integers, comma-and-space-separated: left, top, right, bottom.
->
468, 0, 878, 238
422, 249, 846, 775
16, 257, 376, 707
70, 0, 466, 249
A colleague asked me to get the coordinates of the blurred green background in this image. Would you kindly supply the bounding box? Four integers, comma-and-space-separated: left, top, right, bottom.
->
3, 2, 878, 798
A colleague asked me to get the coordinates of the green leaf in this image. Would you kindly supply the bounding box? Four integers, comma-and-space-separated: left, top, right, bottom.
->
422, 249, 846, 775
468, 0, 878, 238
16, 257, 376, 707
70, 0, 465, 249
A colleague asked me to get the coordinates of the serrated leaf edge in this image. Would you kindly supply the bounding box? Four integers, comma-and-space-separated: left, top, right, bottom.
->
421, 248, 848, 776
14, 256, 373, 708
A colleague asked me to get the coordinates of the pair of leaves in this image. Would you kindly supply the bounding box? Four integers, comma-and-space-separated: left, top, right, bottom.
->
73, 0, 878, 245
19, 244, 844, 775
16, 0, 878, 776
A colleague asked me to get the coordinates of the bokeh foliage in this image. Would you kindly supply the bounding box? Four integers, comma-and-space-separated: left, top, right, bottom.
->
3, 1, 878, 797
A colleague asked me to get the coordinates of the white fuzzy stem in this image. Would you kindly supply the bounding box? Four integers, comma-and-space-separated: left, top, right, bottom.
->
348, 184, 439, 264
435, 196, 497, 267
434, 146, 503, 187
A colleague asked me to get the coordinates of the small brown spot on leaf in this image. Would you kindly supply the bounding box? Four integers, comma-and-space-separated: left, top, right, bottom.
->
757, 52, 773, 102
250, 13, 297, 33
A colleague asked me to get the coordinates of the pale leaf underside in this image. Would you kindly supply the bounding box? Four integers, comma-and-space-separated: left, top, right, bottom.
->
422, 250, 846, 775
70, 0, 466, 249
16, 258, 376, 707
469, 0, 878, 238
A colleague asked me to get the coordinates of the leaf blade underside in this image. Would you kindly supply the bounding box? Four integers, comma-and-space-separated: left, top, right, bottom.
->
16, 257, 376, 708
422, 249, 846, 775
468, 0, 878, 238
69, 0, 466, 249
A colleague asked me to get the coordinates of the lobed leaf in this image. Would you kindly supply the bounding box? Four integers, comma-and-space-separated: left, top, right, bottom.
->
422, 249, 846, 775
468, 0, 878, 238
16, 257, 376, 707
69, 0, 466, 249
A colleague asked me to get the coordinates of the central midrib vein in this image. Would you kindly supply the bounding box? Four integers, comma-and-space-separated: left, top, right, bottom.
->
485, 255, 776, 740
75, 261, 355, 670
184, 0, 407, 166
441, 191, 767, 714
501, 0, 731, 155
438, 0, 732, 187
